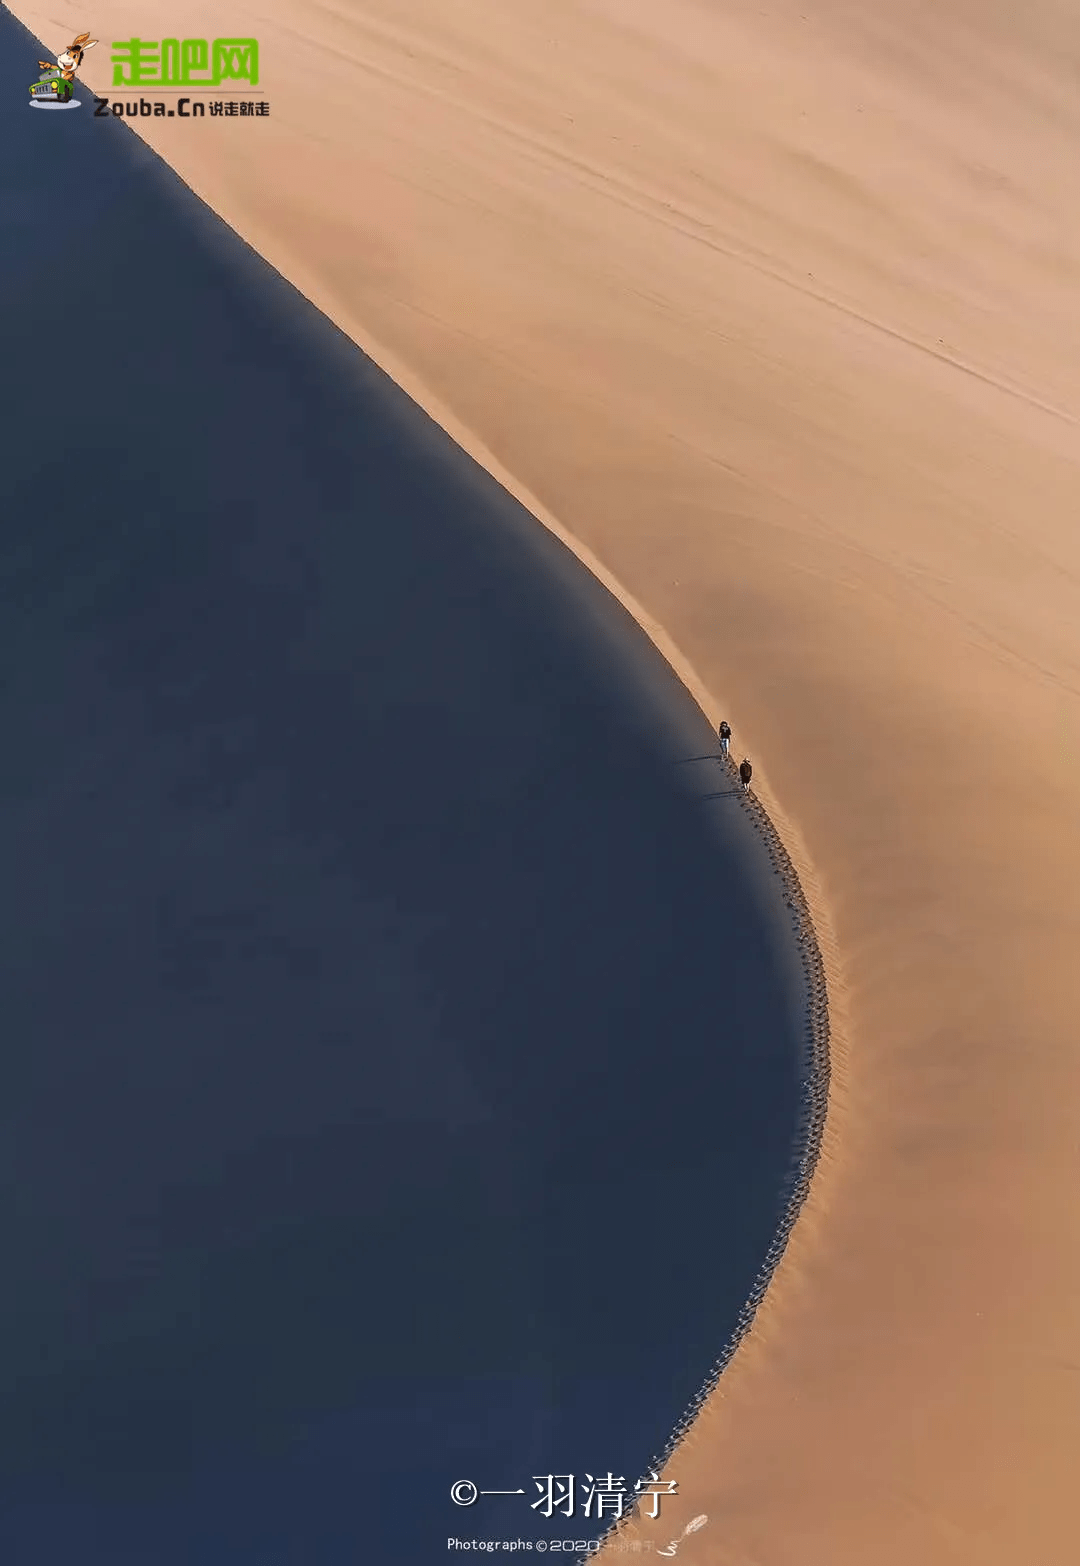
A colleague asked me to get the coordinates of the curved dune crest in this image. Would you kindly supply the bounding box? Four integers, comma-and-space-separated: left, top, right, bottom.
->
607, 766, 837, 1526
14, 0, 1080, 1559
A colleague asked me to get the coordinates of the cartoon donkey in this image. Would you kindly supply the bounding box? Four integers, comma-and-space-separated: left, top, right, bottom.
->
45, 31, 98, 80
32, 31, 97, 102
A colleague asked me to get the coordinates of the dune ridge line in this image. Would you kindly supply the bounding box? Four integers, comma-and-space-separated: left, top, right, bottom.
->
267, 257, 842, 1514
586, 752, 833, 1552
256, 239, 842, 1499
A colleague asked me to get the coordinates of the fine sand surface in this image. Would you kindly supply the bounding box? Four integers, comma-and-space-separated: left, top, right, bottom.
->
0, 16, 817, 1565
12, 0, 1080, 1560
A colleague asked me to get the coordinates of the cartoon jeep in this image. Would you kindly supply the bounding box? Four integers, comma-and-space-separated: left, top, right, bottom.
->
29, 33, 97, 107
30, 71, 74, 103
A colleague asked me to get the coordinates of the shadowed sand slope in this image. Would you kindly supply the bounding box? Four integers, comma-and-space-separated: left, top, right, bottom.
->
0, 14, 818, 1565
9, 0, 1080, 1560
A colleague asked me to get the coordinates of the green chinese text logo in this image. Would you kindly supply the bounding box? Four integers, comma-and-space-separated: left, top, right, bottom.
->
110, 37, 259, 87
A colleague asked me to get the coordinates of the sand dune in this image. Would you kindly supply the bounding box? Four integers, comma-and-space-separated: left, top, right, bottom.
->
14, 0, 1080, 1559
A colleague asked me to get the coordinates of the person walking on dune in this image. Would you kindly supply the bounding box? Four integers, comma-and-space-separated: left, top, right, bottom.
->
739, 758, 753, 793
719, 720, 731, 760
